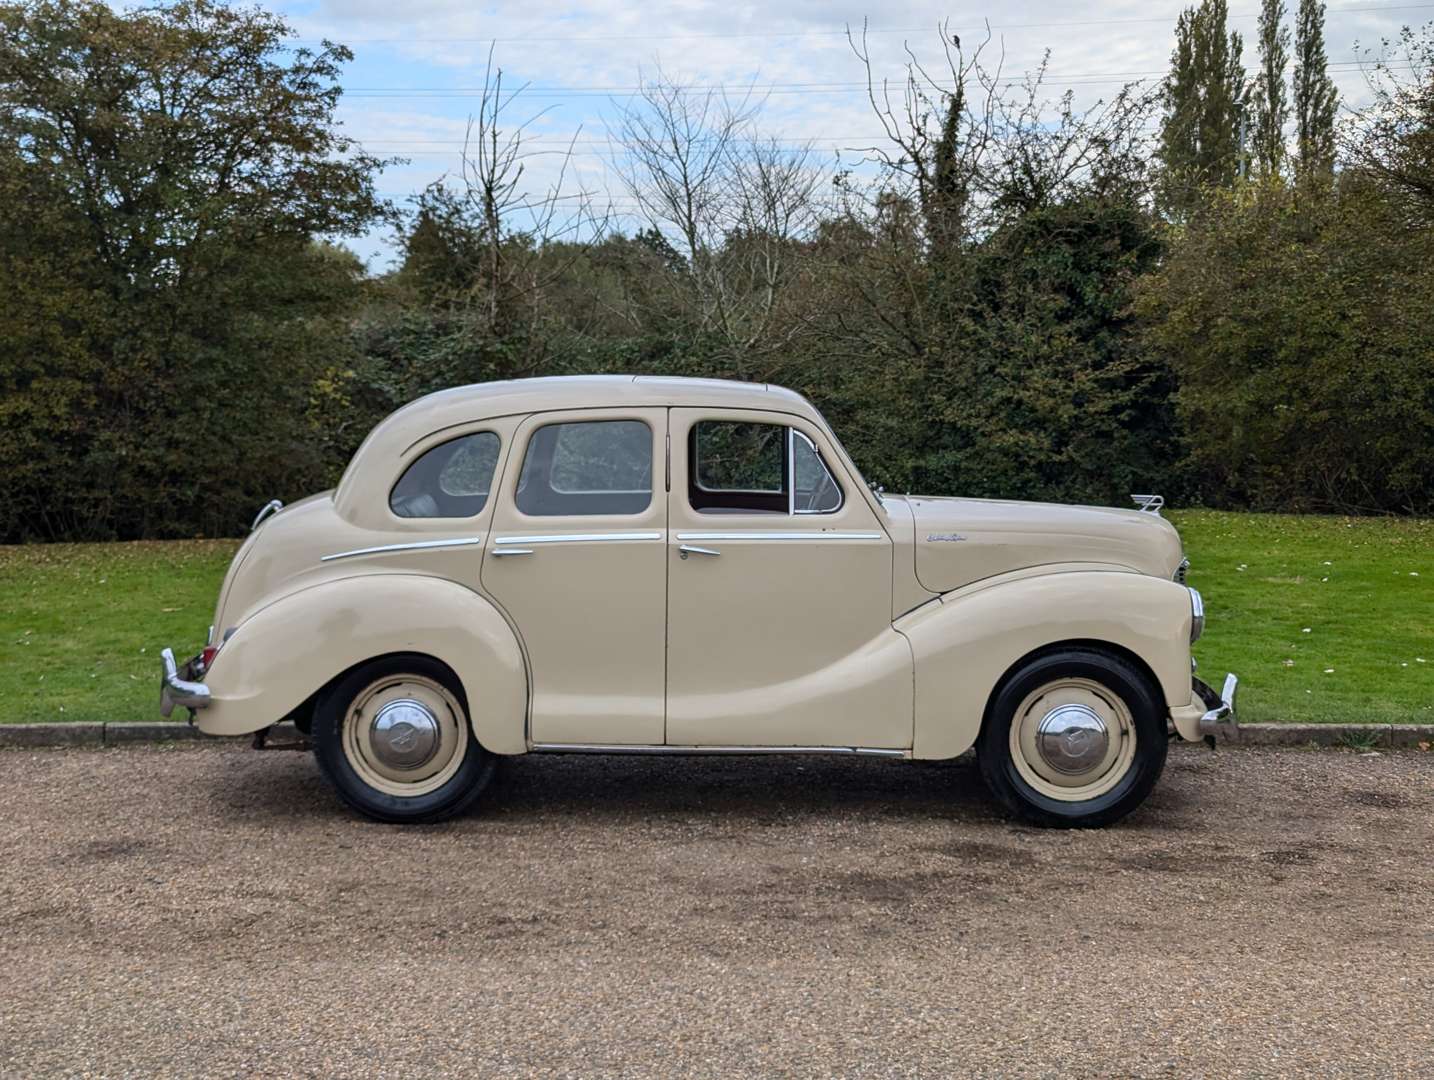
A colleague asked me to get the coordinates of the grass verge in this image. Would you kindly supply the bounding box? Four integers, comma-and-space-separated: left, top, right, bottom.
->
1172, 511, 1433, 725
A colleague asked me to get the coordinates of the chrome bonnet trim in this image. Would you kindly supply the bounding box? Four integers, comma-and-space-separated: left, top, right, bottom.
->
530, 742, 910, 758
674, 531, 882, 541
320, 536, 484, 562
495, 531, 663, 545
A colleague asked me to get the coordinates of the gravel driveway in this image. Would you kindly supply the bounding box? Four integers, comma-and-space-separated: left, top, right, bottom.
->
1, 743, 1432, 1078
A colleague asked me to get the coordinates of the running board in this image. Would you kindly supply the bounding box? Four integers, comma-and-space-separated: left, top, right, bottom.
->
529, 742, 910, 758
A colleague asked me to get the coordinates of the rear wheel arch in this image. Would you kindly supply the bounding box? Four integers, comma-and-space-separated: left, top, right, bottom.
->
312, 652, 497, 823
196, 574, 528, 754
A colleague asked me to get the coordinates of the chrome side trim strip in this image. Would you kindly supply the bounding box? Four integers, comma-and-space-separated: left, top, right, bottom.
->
320, 536, 483, 562
530, 742, 910, 758
495, 531, 663, 545
674, 531, 882, 541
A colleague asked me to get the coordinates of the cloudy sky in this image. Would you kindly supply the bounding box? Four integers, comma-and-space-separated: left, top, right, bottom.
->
261, 0, 1430, 265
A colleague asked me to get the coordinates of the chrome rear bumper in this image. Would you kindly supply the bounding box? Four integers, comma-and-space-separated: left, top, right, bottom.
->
159, 647, 211, 717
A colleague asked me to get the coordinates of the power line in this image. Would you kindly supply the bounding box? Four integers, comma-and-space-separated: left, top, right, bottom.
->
336, 57, 1415, 99
290, 2, 1434, 45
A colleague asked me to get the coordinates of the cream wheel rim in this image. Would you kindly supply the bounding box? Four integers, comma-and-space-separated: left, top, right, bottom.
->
1008, 677, 1137, 802
341, 674, 468, 798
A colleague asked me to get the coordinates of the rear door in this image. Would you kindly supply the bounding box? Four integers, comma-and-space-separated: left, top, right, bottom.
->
481, 408, 668, 746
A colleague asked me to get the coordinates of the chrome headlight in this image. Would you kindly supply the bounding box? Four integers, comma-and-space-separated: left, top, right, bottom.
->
1188, 587, 1205, 643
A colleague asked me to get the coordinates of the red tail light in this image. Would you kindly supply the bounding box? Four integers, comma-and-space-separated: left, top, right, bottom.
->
200, 645, 219, 671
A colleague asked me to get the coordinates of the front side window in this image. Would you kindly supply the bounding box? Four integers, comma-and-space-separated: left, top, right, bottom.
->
390, 431, 501, 519
688, 420, 843, 515
690, 420, 787, 513
792, 431, 843, 514
516, 419, 652, 516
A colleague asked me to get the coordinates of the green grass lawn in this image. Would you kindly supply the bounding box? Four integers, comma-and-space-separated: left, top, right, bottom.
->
0, 540, 239, 724
0, 511, 1430, 726
1172, 511, 1433, 725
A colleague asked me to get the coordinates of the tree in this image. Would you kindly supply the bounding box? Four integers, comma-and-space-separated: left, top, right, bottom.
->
0, 0, 390, 539
1138, 180, 1434, 513
1157, 0, 1248, 213
1294, 0, 1338, 178
1343, 23, 1434, 218
609, 72, 822, 375
1253, 0, 1291, 176
847, 19, 998, 258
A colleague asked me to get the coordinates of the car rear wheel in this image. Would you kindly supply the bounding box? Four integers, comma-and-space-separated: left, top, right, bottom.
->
977, 647, 1168, 828
312, 654, 495, 824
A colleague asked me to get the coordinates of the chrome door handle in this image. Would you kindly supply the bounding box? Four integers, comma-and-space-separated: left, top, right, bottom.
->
490, 548, 533, 557
679, 545, 720, 559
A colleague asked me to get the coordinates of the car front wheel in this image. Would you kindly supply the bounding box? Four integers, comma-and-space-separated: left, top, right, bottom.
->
977, 647, 1168, 828
312, 654, 495, 824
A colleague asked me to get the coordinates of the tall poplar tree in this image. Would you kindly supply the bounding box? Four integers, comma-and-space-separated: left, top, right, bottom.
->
1294, 0, 1338, 177
1253, 0, 1291, 176
1158, 0, 1248, 213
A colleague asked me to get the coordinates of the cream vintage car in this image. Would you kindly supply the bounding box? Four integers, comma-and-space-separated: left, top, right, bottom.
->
161, 376, 1236, 827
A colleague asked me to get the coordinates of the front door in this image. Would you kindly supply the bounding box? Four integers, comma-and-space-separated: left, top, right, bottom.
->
664, 408, 913, 749
481, 407, 668, 745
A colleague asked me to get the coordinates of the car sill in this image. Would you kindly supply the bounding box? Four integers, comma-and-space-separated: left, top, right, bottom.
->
529, 743, 910, 758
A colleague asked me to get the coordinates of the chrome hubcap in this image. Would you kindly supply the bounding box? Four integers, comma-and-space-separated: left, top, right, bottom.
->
1036, 704, 1110, 774
369, 698, 441, 771
1009, 677, 1137, 803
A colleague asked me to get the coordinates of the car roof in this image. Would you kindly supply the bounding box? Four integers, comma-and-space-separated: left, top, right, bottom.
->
396, 374, 810, 423
335, 376, 825, 517
369, 375, 819, 450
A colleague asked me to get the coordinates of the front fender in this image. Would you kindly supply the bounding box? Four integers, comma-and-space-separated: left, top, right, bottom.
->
196, 573, 528, 754
896, 567, 1193, 759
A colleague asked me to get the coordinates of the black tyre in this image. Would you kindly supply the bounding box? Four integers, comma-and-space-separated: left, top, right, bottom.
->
312, 654, 495, 824
976, 647, 1168, 828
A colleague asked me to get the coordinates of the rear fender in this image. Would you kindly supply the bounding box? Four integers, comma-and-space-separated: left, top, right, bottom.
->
896, 568, 1193, 759
197, 574, 528, 754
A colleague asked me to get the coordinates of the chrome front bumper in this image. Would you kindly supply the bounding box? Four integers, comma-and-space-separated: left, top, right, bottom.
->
1196, 673, 1239, 734
1170, 672, 1239, 742
159, 647, 211, 717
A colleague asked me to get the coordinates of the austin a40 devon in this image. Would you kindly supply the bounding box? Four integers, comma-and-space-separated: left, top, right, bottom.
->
161, 376, 1236, 826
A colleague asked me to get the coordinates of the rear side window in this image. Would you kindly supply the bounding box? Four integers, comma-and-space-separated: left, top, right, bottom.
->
515, 419, 652, 516
390, 432, 501, 519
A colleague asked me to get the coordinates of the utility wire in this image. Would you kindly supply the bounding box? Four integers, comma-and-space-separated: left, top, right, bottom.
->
335, 57, 1416, 99
290, 2, 1434, 45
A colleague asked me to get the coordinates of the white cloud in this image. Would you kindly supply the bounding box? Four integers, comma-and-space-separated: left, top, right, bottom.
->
272, 0, 1428, 262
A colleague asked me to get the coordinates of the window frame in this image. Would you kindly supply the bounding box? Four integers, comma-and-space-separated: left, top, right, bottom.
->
688, 419, 789, 514
685, 418, 845, 517
513, 416, 655, 518
789, 428, 844, 516
387, 429, 502, 521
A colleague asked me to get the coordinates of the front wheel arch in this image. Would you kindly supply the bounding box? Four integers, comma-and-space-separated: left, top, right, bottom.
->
977, 638, 1166, 745
975, 644, 1170, 827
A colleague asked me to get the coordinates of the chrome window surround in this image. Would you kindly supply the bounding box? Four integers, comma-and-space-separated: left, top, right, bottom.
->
1188, 586, 1205, 643
320, 536, 483, 562
789, 429, 843, 515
